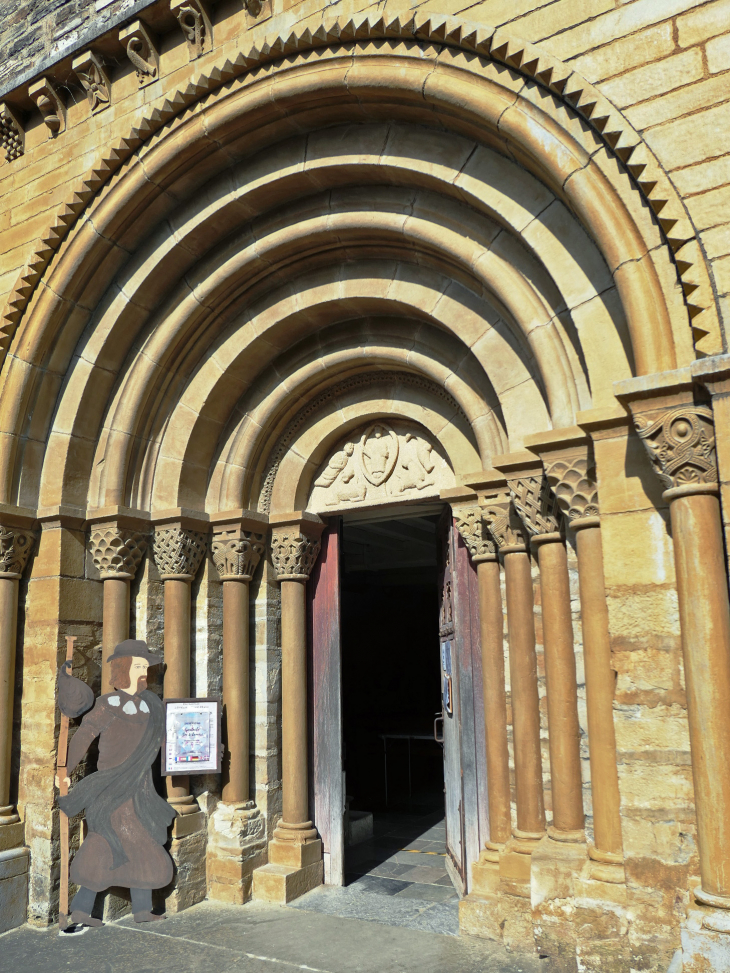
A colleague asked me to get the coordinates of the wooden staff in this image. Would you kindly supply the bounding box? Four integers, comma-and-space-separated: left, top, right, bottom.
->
56, 635, 76, 931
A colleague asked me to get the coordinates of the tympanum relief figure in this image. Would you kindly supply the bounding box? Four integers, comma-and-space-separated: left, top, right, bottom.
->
309, 420, 453, 512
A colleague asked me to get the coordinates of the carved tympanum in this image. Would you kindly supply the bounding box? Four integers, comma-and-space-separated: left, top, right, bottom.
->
73, 52, 111, 112
270, 527, 321, 581
633, 404, 717, 492
543, 450, 600, 522
89, 526, 147, 580
152, 526, 207, 580
212, 528, 266, 581
172, 0, 212, 58
0, 525, 35, 578
309, 421, 453, 512
481, 493, 529, 552
120, 21, 159, 86
452, 504, 497, 562
0, 104, 24, 162
29, 78, 65, 136
508, 473, 562, 536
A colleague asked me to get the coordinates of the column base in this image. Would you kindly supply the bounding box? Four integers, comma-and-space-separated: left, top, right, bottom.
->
459, 850, 503, 942
162, 823, 208, 914
0, 818, 24, 852
0, 847, 28, 934
252, 828, 323, 904
531, 834, 589, 973
207, 802, 267, 905
573, 861, 630, 973
499, 833, 542, 898
681, 902, 730, 972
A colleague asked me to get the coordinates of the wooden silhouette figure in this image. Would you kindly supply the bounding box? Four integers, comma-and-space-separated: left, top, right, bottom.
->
57, 639, 176, 927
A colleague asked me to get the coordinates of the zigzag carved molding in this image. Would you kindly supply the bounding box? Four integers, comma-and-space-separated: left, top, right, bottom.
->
0, 13, 713, 367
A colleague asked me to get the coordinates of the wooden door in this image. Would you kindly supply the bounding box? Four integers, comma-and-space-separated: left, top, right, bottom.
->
308, 518, 345, 885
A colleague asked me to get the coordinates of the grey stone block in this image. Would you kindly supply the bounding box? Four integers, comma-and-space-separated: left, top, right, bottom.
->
0, 847, 29, 933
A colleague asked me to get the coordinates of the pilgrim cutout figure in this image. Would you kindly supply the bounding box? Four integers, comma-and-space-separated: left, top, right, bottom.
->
57, 639, 176, 927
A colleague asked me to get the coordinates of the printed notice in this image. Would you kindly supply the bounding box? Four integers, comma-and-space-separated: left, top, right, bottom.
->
163, 699, 221, 775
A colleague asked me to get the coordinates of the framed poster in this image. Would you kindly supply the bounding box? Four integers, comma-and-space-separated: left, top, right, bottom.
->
163, 698, 221, 775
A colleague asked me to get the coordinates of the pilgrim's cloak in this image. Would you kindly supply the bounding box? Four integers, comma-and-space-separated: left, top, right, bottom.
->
59, 688, 176, 892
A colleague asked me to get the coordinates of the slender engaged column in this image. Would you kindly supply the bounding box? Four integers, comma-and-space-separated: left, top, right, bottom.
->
152, 520, 207, 809
88, 521, 147, 694
212, 518, 266, 804
483, 493, 545, 846
507, 471, 585, 841
453, 505, 511, 853
624, 396, 730, 907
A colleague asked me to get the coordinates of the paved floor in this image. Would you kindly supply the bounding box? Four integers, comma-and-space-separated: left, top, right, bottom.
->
2, 900, 545, 973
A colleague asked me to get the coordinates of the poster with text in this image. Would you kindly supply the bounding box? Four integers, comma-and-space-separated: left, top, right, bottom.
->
163, 699, 221, 775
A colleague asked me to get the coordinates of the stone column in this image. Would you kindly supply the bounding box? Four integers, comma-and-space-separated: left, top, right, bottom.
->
87, 517, 148, 695
252, 512, 324, 904
151, 516, 207, 827
0, 519, 36, 837
482, 486, 545, 899
618, 376, 730, 916
207, 511, 268, 904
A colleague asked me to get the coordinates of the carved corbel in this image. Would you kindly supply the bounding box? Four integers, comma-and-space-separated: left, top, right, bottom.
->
0, 103, 24, 163
480, 492, 529, 553
152, 524, 207, 580
72, 51, 112, 113
119, 21, 160, 86
0, 523, 36, 579
212, 523, 266, 582
171, 0, 213, 59
89, 523, 148, 580
29, 78, 65, 137
452, 503, 497, 562
270, 522, 322, 581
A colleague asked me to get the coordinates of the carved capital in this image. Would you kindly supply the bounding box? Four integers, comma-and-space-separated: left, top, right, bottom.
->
212, 527, 266, 581
507, 473, 562, 537
0, 103, 24, 163
152, 526, 207, 580
171, 0, 213, 59
119, 21, 160, 86
29, 78, 65, 137
271, 526, 321, 581
452, 504, 497, 562
632, 403, 717, 494
72, 51, 111, 113
542, 446, 600, 524
481, 493, 529, 552
89, 524, 147, 580
0, 524, 36, 579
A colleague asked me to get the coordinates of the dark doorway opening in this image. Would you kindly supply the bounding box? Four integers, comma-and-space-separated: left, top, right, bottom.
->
339, 513, 455, 899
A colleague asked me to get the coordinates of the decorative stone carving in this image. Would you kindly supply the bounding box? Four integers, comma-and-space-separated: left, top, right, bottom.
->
0, 104, 24, 163
633, 404, 717, 492
543, 450, 600, 523
309, 420, 454, 513
508, 474, 562, 536
171, 0, 212, 59
119, 21, 159, 86
270, 527, 321, 581
481, 493, 529, 552
28, 78, 65, 137
452, 504, 497, 562
152, 526, 207, 580
212, 528, 266, 581
0, 525, 35, 579
439, 540, 454, 639
89, 525, 147, 580
72, 52, 111, 113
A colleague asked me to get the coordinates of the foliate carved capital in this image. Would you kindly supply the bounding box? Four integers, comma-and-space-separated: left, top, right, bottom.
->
0, 103, 24, 163
542, 448, 600, 523
0, 524, 36, 578
29, 77, 65, 137
119, 21, 159, 86
452, 504, 497, 562
212, 528, 266, 581
481, 494, 529, 552
270, 527, 321, 581
152, 526, 207, 580
72, 51, 111, 113
171, 0, 212, 59
632, 403, 717, 493
507, 474, 562, 537
89, 525, 147, 580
